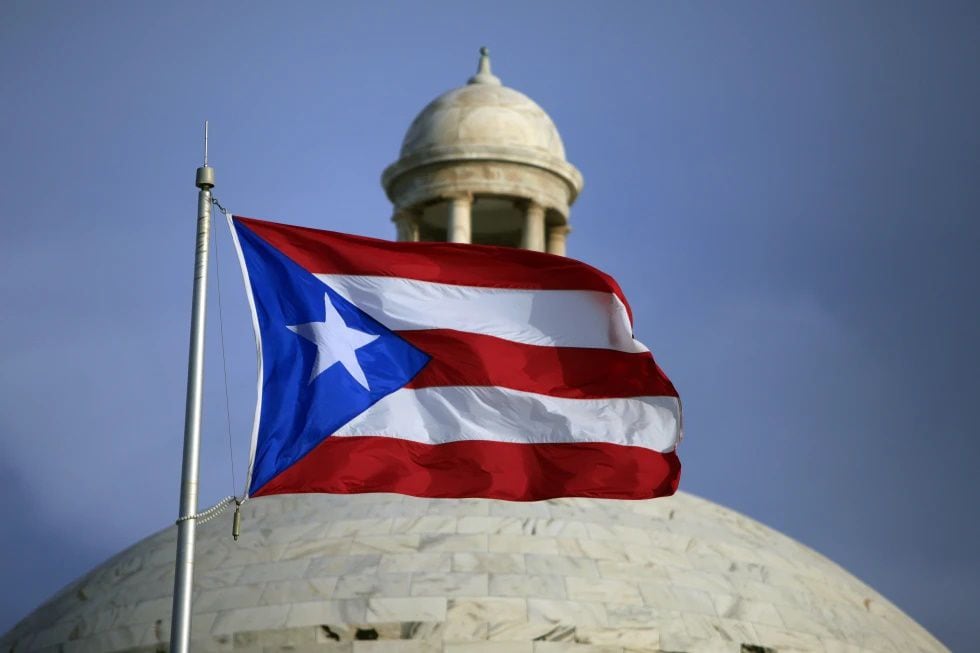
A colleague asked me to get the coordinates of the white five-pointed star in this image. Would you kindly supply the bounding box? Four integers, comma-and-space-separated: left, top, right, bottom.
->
287, 294, 379, 389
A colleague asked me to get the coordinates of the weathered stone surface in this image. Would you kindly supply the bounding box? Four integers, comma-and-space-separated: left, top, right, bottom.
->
0, 493, 950, 652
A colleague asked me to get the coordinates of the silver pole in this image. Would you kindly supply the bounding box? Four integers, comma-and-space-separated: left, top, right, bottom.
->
170, 122, 215, 653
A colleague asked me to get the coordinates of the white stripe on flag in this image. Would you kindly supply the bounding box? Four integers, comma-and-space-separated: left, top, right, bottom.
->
332, 386, 681, 452
316, 274, 648, 353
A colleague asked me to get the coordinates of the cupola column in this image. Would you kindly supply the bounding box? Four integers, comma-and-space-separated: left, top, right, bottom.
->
520, 201, 546, 252
546, 224, 570, 256
392, 209, 420, 242
448, 194, 473, 243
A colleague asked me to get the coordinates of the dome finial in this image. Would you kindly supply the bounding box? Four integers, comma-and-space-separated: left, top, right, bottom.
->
468, 45, 501, 86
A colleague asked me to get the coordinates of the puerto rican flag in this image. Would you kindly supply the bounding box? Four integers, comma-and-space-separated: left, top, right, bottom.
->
230, 216, 681, 501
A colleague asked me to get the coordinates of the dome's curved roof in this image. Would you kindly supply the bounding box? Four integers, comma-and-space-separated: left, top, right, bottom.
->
400, 83, 567, 161
0, 492, 947, 652
382, 48, 583, 210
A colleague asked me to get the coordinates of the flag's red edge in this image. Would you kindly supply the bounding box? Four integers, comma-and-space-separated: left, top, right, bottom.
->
401, 329, 678, 399
252, 435, 681, 501
234, 216, 634, 324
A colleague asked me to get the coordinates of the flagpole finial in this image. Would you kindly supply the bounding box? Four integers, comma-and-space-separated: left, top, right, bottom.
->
196, 120, 215, 190
468, 46, 501, 86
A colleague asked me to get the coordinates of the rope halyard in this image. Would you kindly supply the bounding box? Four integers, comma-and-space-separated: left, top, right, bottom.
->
175, 495, 247, 531
209, 199, 239, 496
175, 495, 238, 525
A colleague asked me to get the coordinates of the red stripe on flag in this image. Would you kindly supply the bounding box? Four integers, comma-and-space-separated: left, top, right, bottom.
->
235, 216, 633, 322
401, 330, 678, 399
251, 435, 681, 501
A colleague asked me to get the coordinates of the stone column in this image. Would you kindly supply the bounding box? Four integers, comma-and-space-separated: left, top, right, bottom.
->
520, 201, 546, 252
447, 194, 472, 243
392, 209, 420, 242
546, 224, 571, 256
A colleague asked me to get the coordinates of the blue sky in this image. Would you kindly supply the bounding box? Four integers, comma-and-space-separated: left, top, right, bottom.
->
1, 2, 978, 648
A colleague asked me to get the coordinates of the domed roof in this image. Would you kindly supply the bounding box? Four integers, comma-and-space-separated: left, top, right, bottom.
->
399, 79, 567, 161
382, 48, 583, 212
0, 492, 948, 652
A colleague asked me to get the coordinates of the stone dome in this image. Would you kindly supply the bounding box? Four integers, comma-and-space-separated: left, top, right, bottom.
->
382, 48, 583, 216
0, 492, 948, 652
399, 83, 567, 161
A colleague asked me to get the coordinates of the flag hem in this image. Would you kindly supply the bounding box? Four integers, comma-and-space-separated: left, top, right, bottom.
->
226, 214, 265, 498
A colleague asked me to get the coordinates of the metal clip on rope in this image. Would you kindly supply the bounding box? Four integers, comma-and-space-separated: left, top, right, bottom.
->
211, 196, 229, 215
232, 499, 243, 541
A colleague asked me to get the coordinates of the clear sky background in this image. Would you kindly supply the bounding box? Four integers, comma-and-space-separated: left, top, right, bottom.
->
1, 1, 977, 649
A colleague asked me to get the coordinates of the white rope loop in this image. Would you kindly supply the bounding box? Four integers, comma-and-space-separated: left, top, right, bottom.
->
175, 495, 245, 525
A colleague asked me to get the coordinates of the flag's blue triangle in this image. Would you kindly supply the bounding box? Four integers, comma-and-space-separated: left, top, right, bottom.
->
234, 221, 430, 495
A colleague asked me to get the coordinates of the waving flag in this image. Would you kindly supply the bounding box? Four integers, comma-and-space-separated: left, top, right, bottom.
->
230, 216, 681, 501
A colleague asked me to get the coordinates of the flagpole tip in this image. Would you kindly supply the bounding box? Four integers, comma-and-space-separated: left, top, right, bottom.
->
197, 121, 214, 189
196, 165, 215, 190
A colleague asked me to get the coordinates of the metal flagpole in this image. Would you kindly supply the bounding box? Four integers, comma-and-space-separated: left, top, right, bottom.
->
170, 121, 215, 653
